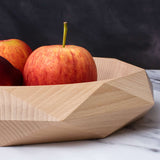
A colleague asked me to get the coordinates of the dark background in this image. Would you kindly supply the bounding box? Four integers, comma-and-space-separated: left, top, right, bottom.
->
0, 0, 160, 69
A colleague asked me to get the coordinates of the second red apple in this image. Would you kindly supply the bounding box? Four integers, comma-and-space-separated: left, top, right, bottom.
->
0, 39, 32, 72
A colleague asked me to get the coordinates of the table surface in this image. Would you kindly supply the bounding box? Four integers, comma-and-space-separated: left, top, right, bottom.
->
0, 70, 160, 160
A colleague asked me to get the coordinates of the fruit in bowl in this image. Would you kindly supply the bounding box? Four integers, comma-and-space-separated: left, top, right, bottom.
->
0, 56, 23, 85
0, 39, 32, 72
23, 22, 97, 85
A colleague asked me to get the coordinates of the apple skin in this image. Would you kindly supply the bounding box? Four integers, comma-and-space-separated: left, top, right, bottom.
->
0, 39, 32, 72
0, 56, 23, 86
23, 45, 97, 85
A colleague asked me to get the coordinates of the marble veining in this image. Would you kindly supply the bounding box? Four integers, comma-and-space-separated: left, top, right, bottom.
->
0, 70, 159, 160
146, 70, 160, 91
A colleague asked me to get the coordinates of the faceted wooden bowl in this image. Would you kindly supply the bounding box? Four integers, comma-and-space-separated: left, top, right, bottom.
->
0, 57, 154, 146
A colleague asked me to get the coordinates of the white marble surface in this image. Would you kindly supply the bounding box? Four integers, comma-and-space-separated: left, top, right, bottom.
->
0, 70, 159, 160
146, 70, 160, 91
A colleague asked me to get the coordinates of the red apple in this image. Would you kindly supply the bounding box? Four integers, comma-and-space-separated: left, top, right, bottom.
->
0, 39, 32, 72
23, 22, 97, 85
0, 56, 23, 86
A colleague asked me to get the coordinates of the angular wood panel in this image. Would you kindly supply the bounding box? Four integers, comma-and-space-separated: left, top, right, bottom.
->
0, 58, 154, 146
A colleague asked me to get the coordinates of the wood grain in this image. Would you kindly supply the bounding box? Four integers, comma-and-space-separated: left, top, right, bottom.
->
0, 58, 154, 146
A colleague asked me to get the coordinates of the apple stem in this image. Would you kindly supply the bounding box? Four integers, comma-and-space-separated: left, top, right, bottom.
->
62, 22, 68, 48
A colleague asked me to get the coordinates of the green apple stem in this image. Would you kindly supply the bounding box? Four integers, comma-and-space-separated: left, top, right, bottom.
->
62, 22, 68, 48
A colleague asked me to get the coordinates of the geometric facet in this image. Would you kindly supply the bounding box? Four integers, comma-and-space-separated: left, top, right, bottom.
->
0, 58, 154, 146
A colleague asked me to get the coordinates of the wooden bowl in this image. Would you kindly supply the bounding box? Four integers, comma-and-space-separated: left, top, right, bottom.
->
0, 57, 154, 146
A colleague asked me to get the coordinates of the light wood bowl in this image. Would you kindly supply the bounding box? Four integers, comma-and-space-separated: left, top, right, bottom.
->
0, 57, 154, 146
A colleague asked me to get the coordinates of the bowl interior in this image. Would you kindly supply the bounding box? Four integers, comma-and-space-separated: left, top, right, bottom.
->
94, 57, 143, 81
